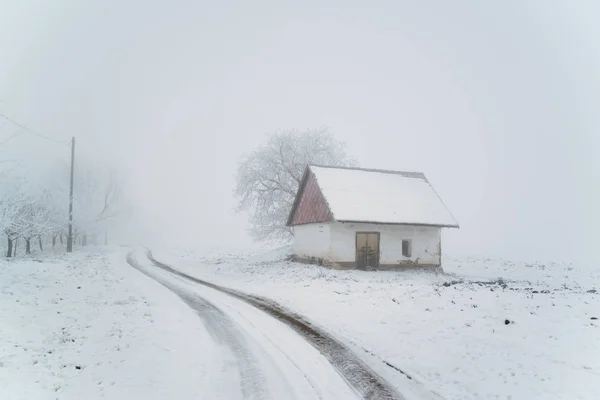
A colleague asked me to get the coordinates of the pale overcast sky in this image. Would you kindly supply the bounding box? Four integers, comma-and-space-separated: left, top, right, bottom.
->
1, 0, 598, 261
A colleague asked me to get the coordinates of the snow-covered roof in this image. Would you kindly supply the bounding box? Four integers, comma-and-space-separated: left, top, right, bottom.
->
306, 165, 459, 227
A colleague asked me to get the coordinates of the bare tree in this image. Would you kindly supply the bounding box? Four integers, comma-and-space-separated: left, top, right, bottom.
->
235, 128, 355, 242
75, 169, 127, 245
15, 191, 59, 254
0, 158, 128, 256
50, 162, 128, 246
0, 171, 26, 257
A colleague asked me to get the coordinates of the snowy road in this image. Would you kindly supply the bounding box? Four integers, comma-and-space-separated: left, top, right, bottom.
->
127, 249, 403, 400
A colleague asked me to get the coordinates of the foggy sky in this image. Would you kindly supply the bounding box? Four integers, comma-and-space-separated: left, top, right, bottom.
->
1, 0, 598, 262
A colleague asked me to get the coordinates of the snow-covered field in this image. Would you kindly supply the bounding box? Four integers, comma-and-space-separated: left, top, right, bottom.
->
2, 247, 385, 400
0, 247, 212, 400
153, 246, 600, 400
2, 245, 598, 400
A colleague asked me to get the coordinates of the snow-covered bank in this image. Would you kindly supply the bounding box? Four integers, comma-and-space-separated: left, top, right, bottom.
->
0, 247, 210, 400
152, 247, 600, 400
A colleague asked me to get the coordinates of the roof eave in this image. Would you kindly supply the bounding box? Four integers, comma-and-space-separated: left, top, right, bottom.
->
336, 220, 460, 229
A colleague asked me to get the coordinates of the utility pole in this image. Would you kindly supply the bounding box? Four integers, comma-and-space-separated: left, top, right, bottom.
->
66, 137, 75, 252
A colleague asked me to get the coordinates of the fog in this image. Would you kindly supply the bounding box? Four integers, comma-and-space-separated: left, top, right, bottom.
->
1, 0, 598, 262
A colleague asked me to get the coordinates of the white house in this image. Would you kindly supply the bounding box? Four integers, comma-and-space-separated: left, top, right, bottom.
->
286, 165, 459, 269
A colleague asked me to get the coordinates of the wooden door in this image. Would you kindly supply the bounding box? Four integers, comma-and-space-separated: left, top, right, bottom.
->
355, 232, 380, 269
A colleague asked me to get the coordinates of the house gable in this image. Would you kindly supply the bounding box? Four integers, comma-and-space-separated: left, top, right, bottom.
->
288, 169, 333, 226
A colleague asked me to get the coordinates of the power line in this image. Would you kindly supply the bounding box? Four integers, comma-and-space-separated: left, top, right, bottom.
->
0, 111, 70, 145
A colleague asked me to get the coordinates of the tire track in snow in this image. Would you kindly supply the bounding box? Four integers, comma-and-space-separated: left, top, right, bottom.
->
126, 252, 270, 400
145, 249, 405, 400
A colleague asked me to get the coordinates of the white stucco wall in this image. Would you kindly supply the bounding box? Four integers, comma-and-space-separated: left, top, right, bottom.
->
292, 223, 331, 259
329, 222, 441, 266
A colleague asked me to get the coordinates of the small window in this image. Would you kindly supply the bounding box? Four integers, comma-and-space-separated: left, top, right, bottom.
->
402, 239, 412, 257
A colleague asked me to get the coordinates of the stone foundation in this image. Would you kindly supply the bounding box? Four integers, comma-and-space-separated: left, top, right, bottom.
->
291, 255, 442, 271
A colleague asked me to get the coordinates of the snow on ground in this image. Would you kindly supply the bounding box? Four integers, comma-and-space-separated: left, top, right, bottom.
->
0, 247, 212, 400
130, 251, 364, 400
153, 246, 600, 400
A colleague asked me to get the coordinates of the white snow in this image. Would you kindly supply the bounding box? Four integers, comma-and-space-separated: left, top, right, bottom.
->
310, 166, 459, 227
5, 243, 597, 399
131, 253, 362, 400
0, 247, 367, 400
153, 246, 600, 400
0, 248, 211, 400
